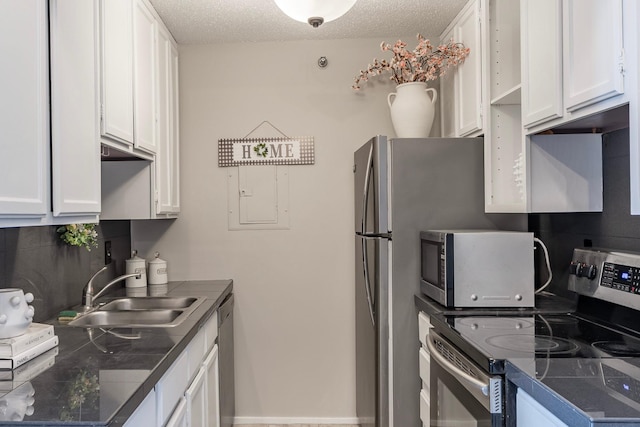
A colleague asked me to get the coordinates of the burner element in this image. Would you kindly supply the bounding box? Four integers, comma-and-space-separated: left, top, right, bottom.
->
486, 334, 580, 355
592, 341, 640, 357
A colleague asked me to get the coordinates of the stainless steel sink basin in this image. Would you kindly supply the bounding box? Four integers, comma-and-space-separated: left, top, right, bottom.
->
100, 296, 200, 311
69, 309, 182, 328
68, 296, 207, 328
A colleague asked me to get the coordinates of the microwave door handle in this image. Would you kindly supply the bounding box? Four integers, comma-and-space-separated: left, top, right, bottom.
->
427, 334, 489, 396
361, 237, 376, 326
360, 143, 374, 234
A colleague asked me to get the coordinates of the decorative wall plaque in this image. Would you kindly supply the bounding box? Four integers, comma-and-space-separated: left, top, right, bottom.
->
218, 137, 315, 167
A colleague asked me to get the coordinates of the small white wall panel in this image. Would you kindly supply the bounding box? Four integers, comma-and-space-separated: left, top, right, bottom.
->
227, 166, 290, 230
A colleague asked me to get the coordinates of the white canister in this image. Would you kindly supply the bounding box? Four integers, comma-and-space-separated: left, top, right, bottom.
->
148, 252, 168, 285
0, 289, 34, 339
125, 250, 147, 288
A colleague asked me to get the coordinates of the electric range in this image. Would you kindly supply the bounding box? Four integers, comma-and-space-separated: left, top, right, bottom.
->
425, 247, 640, 426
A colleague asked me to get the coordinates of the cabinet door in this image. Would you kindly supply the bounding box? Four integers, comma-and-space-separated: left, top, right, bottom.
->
133, 0, 157, 154
156, 23, 180, 215
0, 0, 49, 218
204, 344, 220, 427
521, 0, 563, 128
165, 396, 188, 427
455, 0, 483, 136
563, 0, 624, 112
50, 0, 101, 217
439, 26, 457, 138
186, 367, 207, 427
124, 389, 157, 427
100, 0, 134, 145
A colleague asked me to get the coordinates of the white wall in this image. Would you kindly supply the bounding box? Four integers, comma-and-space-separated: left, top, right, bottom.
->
131, 36, 433, 423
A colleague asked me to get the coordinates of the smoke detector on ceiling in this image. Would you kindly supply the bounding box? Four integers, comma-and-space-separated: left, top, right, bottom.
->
274, 0, 357, 28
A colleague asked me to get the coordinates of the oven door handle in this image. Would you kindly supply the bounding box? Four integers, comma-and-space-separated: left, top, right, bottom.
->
427, 334, 490, 396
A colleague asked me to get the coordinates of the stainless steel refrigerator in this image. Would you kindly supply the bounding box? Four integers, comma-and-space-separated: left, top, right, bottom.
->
354, 136, 525, 427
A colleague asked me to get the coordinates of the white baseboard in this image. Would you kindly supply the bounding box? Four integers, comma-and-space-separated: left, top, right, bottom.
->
233, 416, 360, 425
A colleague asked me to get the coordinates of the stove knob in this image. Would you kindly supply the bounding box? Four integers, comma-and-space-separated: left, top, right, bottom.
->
470, 294, 478, 301
569, 261, 580, 275
585, 264, 598, 280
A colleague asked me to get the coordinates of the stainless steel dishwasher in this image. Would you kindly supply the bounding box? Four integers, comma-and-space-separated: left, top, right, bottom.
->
218, 293, 234, 427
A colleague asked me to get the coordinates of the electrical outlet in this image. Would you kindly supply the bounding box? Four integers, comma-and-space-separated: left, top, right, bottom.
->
105, 240, 112, 265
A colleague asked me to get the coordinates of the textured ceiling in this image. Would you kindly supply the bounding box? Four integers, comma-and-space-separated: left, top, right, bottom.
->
148, 0, 469, 44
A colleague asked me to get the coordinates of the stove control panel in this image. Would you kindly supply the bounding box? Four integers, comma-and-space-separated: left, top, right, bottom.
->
600, 262, 640, 294
569, 248, 640, 311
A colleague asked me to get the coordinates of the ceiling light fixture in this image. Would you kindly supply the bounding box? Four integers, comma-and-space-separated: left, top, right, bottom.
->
274, 0, 357, 28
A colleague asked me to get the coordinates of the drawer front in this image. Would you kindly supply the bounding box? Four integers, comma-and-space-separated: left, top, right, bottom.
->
418, 312, 431, 347
419, 347, 430, 392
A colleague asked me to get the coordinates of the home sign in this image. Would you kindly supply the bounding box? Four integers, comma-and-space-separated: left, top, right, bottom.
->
218, 137, 315, 167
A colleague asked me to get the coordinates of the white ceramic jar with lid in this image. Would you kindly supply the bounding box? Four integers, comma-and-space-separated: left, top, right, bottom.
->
125, 250, 147, 288
0, 289, 35, 338
148, 252, 168, 285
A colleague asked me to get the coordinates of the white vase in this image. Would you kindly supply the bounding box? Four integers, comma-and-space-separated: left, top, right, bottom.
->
387, 82, 438, 138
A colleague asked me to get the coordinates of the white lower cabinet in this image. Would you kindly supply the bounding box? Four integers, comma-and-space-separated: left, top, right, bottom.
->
186, 367, 207, 427
516, 388, 569, 427
154, 311, 220, 427
165, 397, 188, 427
204, 345, 220, 427
418, 312, 432, 427
124, 389, 157, 427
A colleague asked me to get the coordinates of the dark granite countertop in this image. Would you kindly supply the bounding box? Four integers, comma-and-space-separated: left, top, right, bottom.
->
0, 279, 233, 426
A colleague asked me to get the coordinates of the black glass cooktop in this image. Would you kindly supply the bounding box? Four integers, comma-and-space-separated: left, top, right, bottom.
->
447, 314, 640, 360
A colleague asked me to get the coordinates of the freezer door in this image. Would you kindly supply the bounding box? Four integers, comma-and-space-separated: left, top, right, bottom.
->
354, 136, 388, 236
355, 234, 389, 427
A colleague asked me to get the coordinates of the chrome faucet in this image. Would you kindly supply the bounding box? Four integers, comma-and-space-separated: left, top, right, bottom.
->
83, 267, 141, 312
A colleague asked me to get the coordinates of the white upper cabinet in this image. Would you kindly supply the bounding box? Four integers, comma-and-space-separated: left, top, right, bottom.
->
133, 0, 158, 155
0, 0, 49, 220
454, 0, 483, 136
0, 0, 101, 227
439, 0, 483, 137
439, 27, 457, 138
100, 0, 135, 146
521, 0, 563, 128
156, 23, 181, 216
563, 0, 624, 113
50, 0, 101, 217
100, 0, 180, 220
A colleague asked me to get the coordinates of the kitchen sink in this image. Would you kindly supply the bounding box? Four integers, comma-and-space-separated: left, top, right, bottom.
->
100, 296, 200, 311
68, 296, 207, 328
69, 309, 182, 328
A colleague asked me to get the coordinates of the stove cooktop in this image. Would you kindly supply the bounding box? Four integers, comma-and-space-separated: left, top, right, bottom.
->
447, 314, 640, 361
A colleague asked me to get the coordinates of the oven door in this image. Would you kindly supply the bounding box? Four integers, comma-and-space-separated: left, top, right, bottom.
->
428, 331, 504, 426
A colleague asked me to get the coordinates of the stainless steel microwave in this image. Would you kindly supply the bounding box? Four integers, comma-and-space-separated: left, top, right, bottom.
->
420, 230, 535, 308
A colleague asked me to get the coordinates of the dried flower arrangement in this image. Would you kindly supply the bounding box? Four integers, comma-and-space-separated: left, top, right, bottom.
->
353, 34, 470, 90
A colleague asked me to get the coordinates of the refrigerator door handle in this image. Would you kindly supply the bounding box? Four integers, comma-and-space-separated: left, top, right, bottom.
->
361, 236, 376, 326
360, 142, 374, 235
